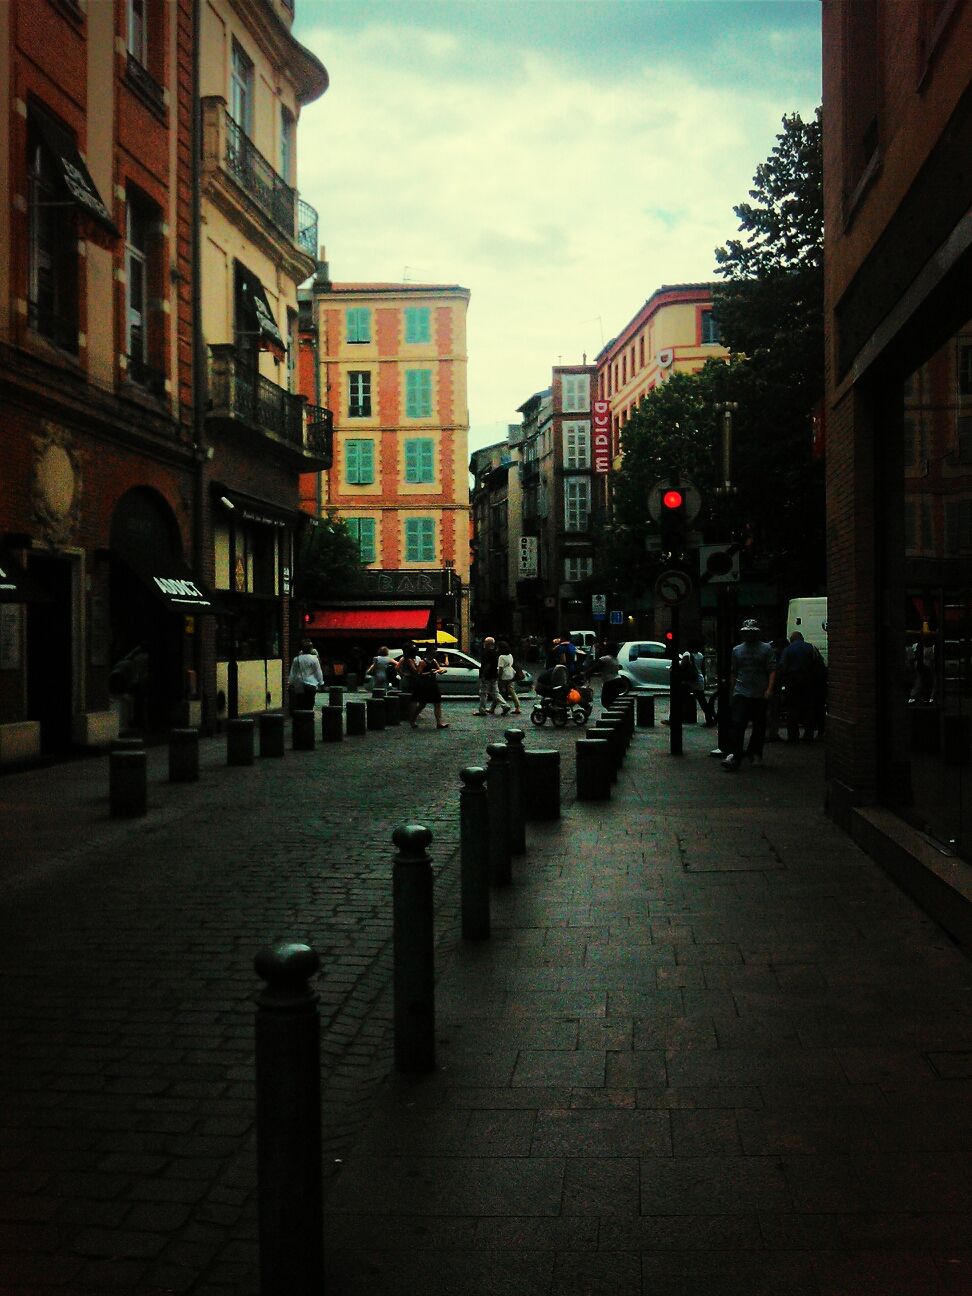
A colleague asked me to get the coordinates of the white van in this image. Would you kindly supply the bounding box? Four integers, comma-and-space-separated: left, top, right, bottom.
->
568, 630, 598, 651
787, 597, 828, 664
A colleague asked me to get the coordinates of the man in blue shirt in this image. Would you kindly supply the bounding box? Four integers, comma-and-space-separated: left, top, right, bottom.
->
778, 631, 823, 742
722, 619, 777, 770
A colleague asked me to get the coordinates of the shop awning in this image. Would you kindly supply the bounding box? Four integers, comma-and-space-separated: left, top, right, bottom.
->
212, 485, 301, 529
0, 553, 52, 603
304, 607, 433, 637
235, 262, 286, 361
31, 107, 119, 241
124, 561, 218, 614
414, 629, 458, 645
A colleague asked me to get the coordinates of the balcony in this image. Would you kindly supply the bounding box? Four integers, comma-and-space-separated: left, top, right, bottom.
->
207, 345, 331, 468
224, 112, 295, 238
297, 198, 319, 259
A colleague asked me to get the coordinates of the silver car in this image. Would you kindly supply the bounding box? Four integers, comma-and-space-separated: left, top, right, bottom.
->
365, 648, 533, 698
602, 640, 671, 704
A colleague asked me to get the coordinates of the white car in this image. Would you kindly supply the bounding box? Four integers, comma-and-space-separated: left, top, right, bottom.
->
601, 640, 671, 705
364, 648, 533, 698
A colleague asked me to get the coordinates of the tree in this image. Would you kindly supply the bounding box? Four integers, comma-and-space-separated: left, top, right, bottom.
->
294, 511, 368, 607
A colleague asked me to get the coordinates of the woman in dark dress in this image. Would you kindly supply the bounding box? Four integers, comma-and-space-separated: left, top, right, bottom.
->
410, 647, 449, 729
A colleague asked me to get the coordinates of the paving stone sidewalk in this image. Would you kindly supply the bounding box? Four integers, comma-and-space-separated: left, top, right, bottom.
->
322, 723, 972, 1296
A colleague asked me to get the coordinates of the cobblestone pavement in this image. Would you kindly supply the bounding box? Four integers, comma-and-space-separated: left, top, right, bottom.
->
0, 699, 574, 1295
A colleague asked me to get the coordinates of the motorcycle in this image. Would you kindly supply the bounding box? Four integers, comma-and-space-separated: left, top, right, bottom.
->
530, 675, 593, 727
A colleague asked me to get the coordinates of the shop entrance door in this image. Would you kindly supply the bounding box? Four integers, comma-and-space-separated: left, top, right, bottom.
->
25, 553, 74, 753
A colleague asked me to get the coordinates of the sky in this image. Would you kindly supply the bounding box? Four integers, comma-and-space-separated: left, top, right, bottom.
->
293, 0, 821, 457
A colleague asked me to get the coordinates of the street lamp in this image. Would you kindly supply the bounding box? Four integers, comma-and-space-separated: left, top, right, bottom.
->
715, 401, 738, 495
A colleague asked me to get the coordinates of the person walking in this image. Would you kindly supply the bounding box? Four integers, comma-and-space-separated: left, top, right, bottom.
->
365, 646, 397, 696
398, 642, 421, 700
685, 639, 717, 726
722, 619, 777, 771
778, 630, 823, 742
473, 636, 508, 715
288, 639, 324, 712
496, 639, 522, 714
410, 647, 449, 729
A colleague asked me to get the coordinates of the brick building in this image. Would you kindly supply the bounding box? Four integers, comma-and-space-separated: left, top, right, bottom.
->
822, 1, 972, 913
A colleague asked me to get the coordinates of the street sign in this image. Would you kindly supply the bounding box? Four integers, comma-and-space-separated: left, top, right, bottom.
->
592, 594, 606, 619
655, 568, 693, 606
647, 475, 702, 526
699, 543, 740, 583
609, 609, 624, 625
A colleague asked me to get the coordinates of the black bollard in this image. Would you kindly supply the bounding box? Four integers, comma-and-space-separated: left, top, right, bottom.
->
504, 728, 527, 857
605, 706, 632, 749
366, 696, 386, 732
259, 712, 285, 758
398, 689, 414, 722
587, 726, 619, 780
291, 710, 316, 751
253, 942, 323, 1296
460, 767, 490, 940
168, 728, 200, 782
393, 824, 436, 1073
345, 700, 367, 736
594, 718, 624, 778
321, 706, 343, 742
111, 736, 144, 753
328, 686, 345, 709
523, 748, 560, 821
384, 691, 401, 726
486, 742, 512, 886
636, 695, 656, 728
109, 749, 147, 818
577, 737, 612, 800
227, 717, 255, 766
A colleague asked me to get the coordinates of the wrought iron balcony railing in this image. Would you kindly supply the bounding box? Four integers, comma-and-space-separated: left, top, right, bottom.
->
209, 345, 313, 456
297, 198, 319, 258
305, 403, 333, 468
224, 111, 297, 243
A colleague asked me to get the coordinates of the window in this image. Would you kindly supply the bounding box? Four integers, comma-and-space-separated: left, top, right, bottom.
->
639, 336, 645, 367
563, 421, 591, 469
959, 344, 972, 397
27, 110, 78, 352
280, 107, 294, 184
127, 0, 147, 63
701, 309, 722, 344
405, 369, 433, 418
404, 438, 435, 483
125, 189, 161, 388
345, 439, 375, 485
562, 373, 589, 413
348, 371, 371, 417
230, 40, 254, 134
564, 556, 593, 583
346, 307, 371, 344
404, 307, 431, 343
405, 517, 435, 563
622, 355, 627, 383
346, 517, 376, 564
564, 478, 591, 532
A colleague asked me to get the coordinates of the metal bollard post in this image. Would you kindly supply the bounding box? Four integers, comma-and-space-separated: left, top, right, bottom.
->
328, 686, 345, 709
605, 706, 632, 749
259, 712, 285, 758
168, 728, 200, 782
460, 767, 490, 940
636, 695, 656, 728
109, 749, 147, 818
291, 710, 316, 751
486, 742, 512, 886
384, 690, 401, 726
111, 736, 144, 753
594, 718, 624, 777
366, 696, 386, 732
393, 824, 436, 1073
504, 728, 526, 856
576, 737, 611, 800
398, 689, 414, 722
321, 706, 343, 742
345, 700, 367, 736
253, 942, 323, 1296
587, 726, 619, 781
523, 748, 560, 821
227, 717, 255, 766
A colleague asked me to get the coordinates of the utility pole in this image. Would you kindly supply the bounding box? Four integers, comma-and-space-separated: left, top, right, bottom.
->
713, 403, 739, 756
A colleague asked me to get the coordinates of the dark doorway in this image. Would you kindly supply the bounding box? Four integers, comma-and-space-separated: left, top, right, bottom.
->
26, 553, 74, 753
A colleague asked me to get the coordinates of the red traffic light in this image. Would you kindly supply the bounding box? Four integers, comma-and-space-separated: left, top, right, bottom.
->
662, 489, 684, 510
302, 612, 312, 624
664, 630, 674, 641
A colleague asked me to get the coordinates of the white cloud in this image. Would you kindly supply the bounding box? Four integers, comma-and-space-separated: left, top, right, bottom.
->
295, 11, 819, 454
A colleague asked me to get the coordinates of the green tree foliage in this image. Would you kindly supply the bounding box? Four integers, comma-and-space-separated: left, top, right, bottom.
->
295, 511, 367, 607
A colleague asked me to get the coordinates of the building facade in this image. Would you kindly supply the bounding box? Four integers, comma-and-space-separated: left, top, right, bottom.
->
299, 269, 471, 652
822, 1, 972, 911
0, 0, 200, 762
198, 0, 330, 720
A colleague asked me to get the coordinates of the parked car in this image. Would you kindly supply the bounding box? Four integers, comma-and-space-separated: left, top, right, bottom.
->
601, 640, 671, 705
363, 648, 533, 698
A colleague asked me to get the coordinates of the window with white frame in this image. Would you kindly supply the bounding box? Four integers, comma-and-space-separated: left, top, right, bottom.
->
404, 438, 435, 483
405, 517, 436, 562
564, 555, 593, 583
564, 478, 591, 532
348, 371, 371, 417
230, 40, 253, 134
563, 421, 591, 469
701, 309, 722, 344
280, 107, 294, 184
125, 190, 154, 372
27, 110, 78, 351
346, 517, 376, 564
562, 373, 590, 413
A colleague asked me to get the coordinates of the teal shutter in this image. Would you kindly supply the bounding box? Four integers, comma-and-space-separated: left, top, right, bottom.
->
347, 308, 371, 343
406, 369, 432, 418
346, 440, 374, 485
404, 439, 434, 483
405, 517, 435, 562
405, 307, 430, 343
359, 518, 376, 563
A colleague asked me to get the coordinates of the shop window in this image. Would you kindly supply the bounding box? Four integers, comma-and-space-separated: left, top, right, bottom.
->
27, 108, 78, 353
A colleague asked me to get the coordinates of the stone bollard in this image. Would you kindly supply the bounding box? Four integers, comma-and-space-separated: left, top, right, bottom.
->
259, 712, 285, 758
504, 728, 527, 857
611, 699, 636, 741
328, 686, 345, 709
606, 706, 632, 750
392, 823, 436, 1073
636, 695, 656, 728
321, 706, 343, 743
384, 690, 401, 727
594, 718, 625, 777
109, 748, 147, 818
398, 689, 414, 723
523, 748, 560, 821
486, 742, 512, 886
227, 717, 255, 766
366, 696, 386, 732
253, 942, 324, 1296
587, 727, 619, 782
577, 737, 612, 800
292, 710, 316, 751
111, 736, 144, 753
169, 728, 200, 783
460, 767, 490, 940
346, 672, 359, 692
346, 700, 367, 736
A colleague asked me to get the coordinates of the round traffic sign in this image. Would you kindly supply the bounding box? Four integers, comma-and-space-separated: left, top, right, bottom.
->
655, 568, 693, 606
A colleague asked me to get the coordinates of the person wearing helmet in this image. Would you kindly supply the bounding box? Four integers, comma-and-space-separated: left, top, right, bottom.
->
722, 618, 776, 771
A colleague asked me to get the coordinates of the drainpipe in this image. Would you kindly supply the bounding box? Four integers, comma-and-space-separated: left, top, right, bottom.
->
191, 0, 209, 726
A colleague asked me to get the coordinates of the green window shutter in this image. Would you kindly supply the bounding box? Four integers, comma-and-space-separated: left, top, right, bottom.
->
405, 517, 435, 562
347, 308, 371, 343
404, 439, 434, 483
346, 440, 374, 485
406, 369, 432, 418
420, 439, 433, 481
405, 307, 430, 343
359, 518, 376, 563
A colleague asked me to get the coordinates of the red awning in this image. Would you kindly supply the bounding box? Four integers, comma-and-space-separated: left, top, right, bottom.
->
305, 607, 433, 637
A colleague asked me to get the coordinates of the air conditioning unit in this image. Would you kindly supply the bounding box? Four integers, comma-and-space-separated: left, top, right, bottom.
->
656, 349, 674, 369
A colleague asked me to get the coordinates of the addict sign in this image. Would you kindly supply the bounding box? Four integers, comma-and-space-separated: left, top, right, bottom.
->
592, 400, 611, 474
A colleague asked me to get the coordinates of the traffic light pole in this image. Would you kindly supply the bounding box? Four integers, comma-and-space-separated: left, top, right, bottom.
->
715, 583, 736, 755
669, 603, 682, 756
